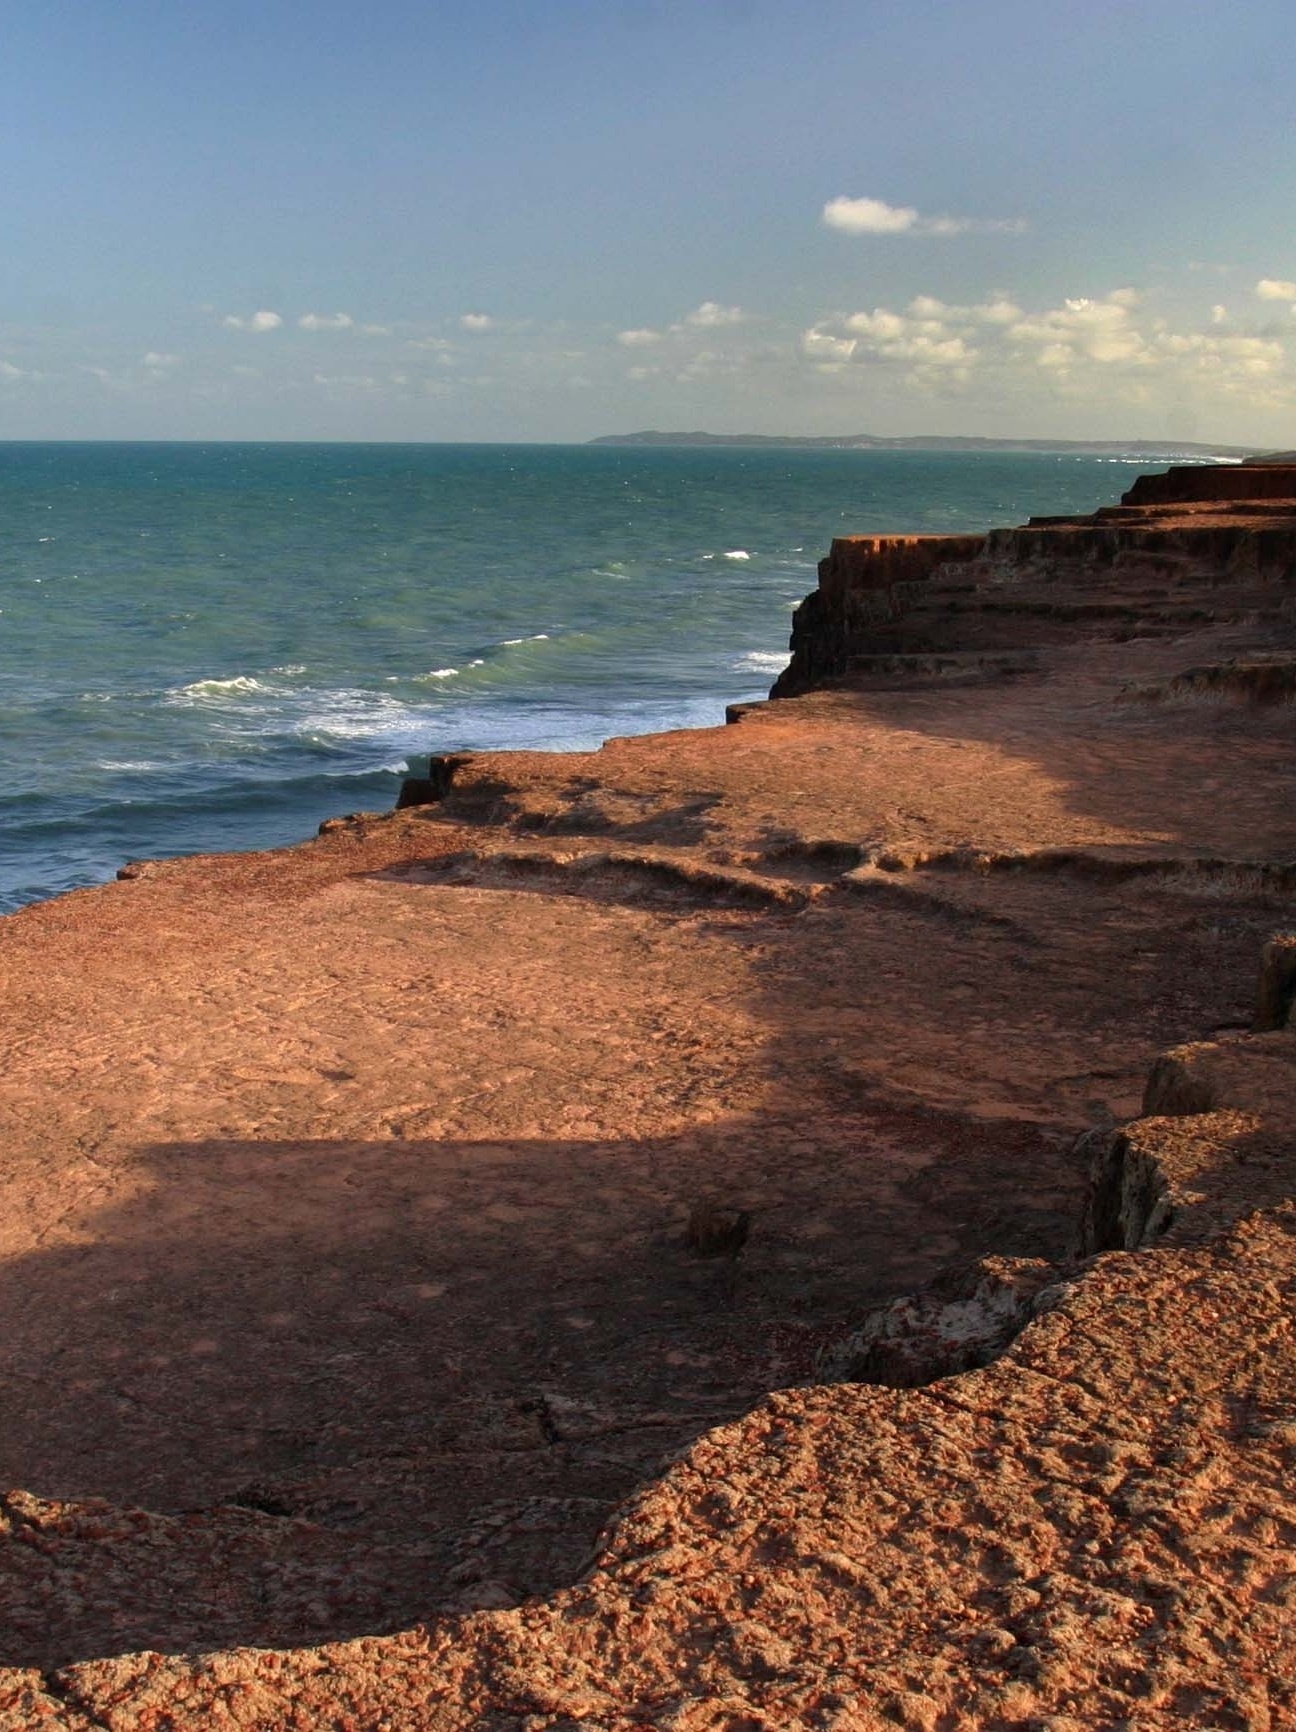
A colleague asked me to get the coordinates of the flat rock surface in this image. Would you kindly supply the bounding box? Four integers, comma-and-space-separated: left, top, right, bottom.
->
1, 471, 1294, 1726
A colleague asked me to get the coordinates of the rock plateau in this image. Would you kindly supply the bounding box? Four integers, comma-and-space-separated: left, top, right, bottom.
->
0, 462, 1294, 1729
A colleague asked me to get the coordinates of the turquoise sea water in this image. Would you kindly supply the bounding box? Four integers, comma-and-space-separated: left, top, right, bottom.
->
0, 442, 1181, 913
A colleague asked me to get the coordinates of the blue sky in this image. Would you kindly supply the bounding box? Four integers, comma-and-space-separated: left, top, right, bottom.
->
2, 0, 1294, 442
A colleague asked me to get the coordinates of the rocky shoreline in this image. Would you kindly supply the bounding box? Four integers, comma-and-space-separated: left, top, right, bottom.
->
1, 463, 1293, 1729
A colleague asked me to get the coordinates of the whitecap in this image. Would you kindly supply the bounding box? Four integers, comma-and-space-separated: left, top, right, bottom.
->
735, 650, 789, 673
412, 667, 459, 682
171, 675, 267, 699
270, 663, 308, 676
723, 549, 752, 561
291, 689, 430, 745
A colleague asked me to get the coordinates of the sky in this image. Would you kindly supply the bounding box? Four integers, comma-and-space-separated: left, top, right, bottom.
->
2, 0, 1295, 444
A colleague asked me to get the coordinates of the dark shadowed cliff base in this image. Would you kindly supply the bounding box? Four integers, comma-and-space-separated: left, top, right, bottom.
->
1, 462, 1294, 1729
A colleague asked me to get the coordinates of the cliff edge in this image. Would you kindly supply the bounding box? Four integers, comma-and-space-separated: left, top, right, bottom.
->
1, 464, 1294, 1728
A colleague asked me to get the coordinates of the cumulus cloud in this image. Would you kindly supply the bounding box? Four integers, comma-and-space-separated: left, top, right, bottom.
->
0, 359, 27, 380
142, 351, 179, 368
1008, 293, 1148, 365
801, 329, 858, 363
222, 310, 283, 333
617, 327, 663, 347
822, 195, 1027, 237
1256, 278, 1296, 301
804, 299, 979, 386
299, 312, 354, 331
907, 294, 1023, 325
685, 301, 745, 328
459, 313, 495, 332
800, 283, 1293, 410
361, 324, 392, 336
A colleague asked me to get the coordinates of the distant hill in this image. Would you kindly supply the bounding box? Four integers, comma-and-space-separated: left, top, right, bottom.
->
589, 430, 1252, 458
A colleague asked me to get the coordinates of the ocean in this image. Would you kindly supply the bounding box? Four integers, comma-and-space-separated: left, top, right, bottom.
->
0, 442, 1200, 913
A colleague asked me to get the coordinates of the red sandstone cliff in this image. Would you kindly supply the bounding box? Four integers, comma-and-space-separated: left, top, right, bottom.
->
774, 463, 1296, 697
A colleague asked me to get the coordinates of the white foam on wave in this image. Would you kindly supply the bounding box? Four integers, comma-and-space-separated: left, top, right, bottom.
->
170, 675, 268, 700
735, 650, 789, 673
96, 759, 167, 773
412, 667, 459, 682
292, 688, 434, 745
501, 633, 551, 646
723, 549, 752, 561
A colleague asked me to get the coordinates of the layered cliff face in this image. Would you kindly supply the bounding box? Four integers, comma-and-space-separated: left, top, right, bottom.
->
1, 464, 1295, 1729
774, 462, 1296, 696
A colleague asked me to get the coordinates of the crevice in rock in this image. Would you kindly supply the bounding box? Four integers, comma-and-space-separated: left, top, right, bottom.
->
35, 1671, 114, 1732
381, 845, 811, 909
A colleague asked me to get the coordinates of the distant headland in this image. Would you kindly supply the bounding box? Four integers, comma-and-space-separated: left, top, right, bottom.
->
589, 429, 1253, 457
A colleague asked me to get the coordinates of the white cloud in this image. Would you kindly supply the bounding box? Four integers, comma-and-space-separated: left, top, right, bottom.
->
798, 281, 1296, 412
978, 297, 1024, 324
801, 329, 857, 363
1037, 343, 1074, 370
807, 303, 978, 386
312, 372, 378, 389
361, 324, 392, 337
822, 195, 1026, 237
299, 312, 354, 331
1008, 294, 1147, 365
1256, 278, 1296, 301
685, 301, 745, 328
409, 336, 455, 352
1152, 331, 1283, 378
824, 196, 920, 235
0, 360, 28, 380
617, 327, 663, 347
627, 364, 660, 380
222, 310, 283, 333
142, 351, 179, 368
1211, 304, 1229, 325
845, 309, 908, 340
907, 294, 1023, 326
459, 313, 495, 332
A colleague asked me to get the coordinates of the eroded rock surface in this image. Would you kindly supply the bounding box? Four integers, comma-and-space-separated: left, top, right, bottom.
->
1, 462, 1294, 1727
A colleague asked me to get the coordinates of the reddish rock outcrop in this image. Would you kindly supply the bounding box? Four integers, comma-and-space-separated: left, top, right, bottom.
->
1122, 460, 1296, 505
2, 463, 1295, 1728
773, 462, 1296, 696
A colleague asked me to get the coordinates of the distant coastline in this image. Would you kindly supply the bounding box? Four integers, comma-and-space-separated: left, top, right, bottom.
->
589, 429, 1252, 458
